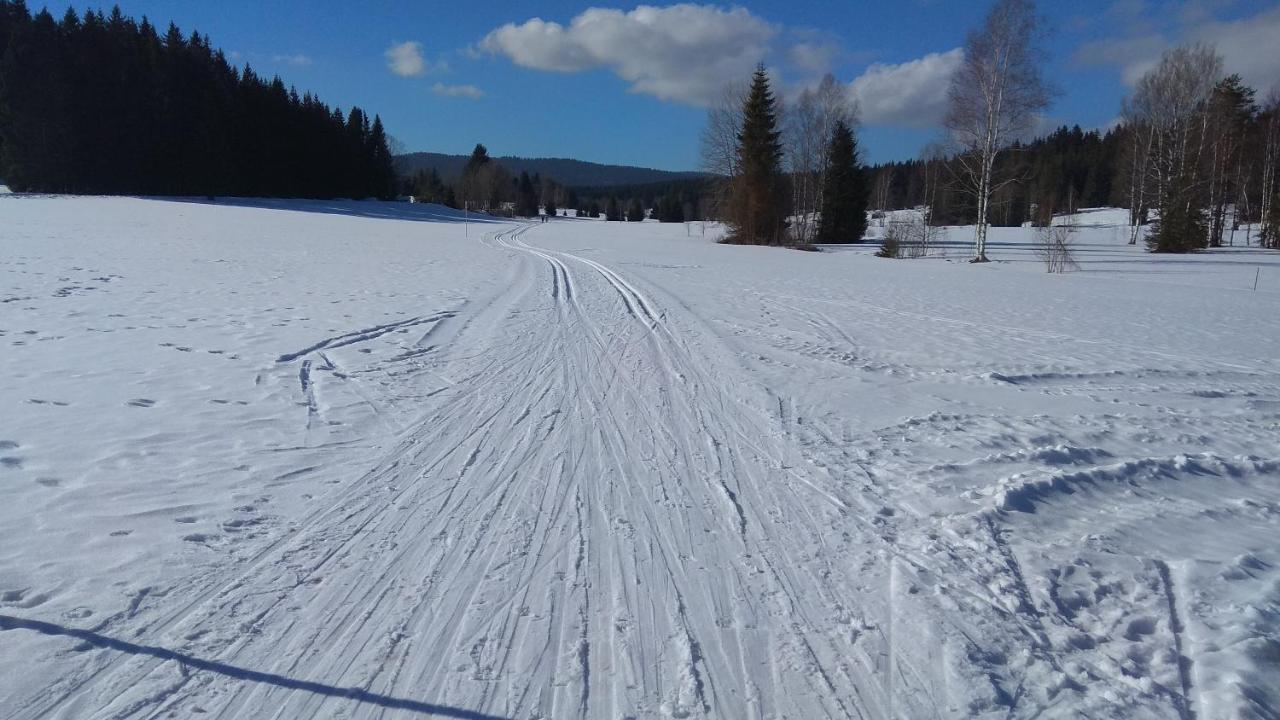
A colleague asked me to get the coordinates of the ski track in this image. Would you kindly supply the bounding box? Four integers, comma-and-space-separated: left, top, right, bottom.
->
5, 216, 1272, 720
2, 223, 912, 719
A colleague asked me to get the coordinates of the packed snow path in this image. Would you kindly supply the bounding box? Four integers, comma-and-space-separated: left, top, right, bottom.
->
8, 224, 936, 719
3, 199, 1279, 719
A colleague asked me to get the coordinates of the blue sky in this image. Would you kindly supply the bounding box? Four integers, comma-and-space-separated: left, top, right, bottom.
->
65, 0, 1280, 170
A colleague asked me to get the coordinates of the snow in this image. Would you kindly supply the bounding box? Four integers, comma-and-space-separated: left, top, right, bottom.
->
2, 194, 1278, 719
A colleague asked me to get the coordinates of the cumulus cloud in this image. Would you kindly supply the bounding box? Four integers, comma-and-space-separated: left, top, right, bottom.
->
478, 4, 777, 106
788, 41, 840, 76
1195, 6, 1280, 93
1073, 34, 1167, 86
1074, 4, 1280, 91
385, 41, 447, 77
432, 82, 485, 99
848, 49, 964, 127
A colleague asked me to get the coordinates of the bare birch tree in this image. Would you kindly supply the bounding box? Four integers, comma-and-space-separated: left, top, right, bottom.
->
1121, 97, 1155, 244
944, 0, 1050, 262
786, 74, 856, 243
1125, 44, 1222, 252
787, 88, 822, 243
872, 169, 892, 218
1260, 90, 1280, 248
700, 81, 749, 221
1204, 75, 1256, 247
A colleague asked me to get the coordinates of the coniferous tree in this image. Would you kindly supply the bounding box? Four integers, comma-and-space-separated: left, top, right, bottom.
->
1204, 75, 1256, 246
0, 2, 396, 198
515, 171, 538, 217
606, 195, 622, 221
816, 119, 868, 244
367, 115, 397, 199
627, 196, 645, 222
655, 189, 684, 222
728, 65, 789, 244
1147, 181, 1208, 252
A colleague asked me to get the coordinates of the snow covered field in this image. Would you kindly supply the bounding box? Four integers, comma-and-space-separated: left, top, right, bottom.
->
2, 195, 1278, 719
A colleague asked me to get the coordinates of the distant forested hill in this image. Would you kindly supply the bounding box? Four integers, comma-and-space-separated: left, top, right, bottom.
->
396, 152, 704, 188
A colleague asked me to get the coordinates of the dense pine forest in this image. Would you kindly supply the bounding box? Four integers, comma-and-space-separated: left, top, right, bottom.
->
866, 125, 1128, 227
0, 1, 397, 198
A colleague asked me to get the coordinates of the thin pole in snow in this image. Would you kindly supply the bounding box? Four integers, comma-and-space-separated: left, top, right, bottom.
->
1254, 267, 1261, 291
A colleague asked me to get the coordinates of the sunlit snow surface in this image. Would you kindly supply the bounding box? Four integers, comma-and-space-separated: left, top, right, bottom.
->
2, 196, 1278, 719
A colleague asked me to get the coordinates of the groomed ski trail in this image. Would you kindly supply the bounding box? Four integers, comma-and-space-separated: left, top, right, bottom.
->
8, 223, 979, 719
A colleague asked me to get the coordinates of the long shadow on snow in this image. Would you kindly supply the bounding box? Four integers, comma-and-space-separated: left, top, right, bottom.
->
0, 614, 510, 720
137, 196, 511, 225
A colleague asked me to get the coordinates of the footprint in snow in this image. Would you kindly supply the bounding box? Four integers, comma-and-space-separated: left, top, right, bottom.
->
1, 588, 50, 608
126, 399, 156, 408
0, 457, 23, 469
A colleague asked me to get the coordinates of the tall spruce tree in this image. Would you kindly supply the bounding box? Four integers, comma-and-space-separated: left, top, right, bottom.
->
606, 195, 622, 221
657, 189, 685, 222
516, 171, 538, 217
729, 65, 789, 244
1147, 181, 1208, 253
816, 120, 868, 244
627, 196, 645, 221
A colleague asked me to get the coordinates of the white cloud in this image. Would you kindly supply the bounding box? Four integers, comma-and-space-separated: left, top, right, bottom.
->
848, 49, 964, 127
788, 41, 839, 76
1075, 4, 1280, 91
1195, 6, 1280, 94
1073, 34, 1167, 86
385, 41, 447, 77
479, 4, 777, 106
272, 53, 312, 68
432, 82, 485, 99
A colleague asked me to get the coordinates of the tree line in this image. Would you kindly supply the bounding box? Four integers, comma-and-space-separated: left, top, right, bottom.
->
697, 0, 1279, 257
915, 1, 1279, 254
866, 125, 1127, 227
864, 87, 1279, 253
406, 143, 710, 223
0, 1, 397, 198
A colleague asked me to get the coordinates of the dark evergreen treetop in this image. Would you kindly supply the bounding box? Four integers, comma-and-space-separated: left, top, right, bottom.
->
738, 66, 784, 179
816, 120, 869, 244
729, 64, 789, 244
516, 170, 538, 217
0, 1, 396, 198
465, 144, 491, 174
